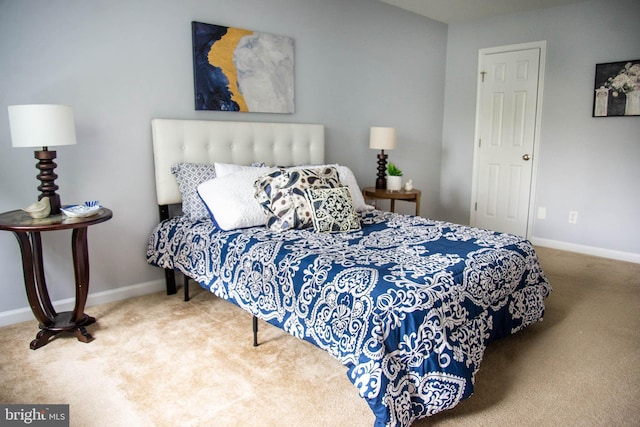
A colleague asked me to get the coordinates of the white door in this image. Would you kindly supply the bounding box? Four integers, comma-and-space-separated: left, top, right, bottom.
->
471, 42, 545, 237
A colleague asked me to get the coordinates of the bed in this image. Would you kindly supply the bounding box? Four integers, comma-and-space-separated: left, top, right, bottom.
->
146, 119, 552, 427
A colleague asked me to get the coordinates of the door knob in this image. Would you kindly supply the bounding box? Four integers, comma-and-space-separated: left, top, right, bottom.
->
522, 154, 531, 161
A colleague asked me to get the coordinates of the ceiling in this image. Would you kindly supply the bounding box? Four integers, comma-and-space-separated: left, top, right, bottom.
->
378, 0, 587, 24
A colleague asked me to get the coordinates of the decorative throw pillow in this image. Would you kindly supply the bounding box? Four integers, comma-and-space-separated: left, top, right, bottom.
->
305, 186, 361, 233
171, 163, 217, 221
254, 166, 341, 231
295, 163, 372, 212
197, 167, 275, 231
334, 165, 373, 212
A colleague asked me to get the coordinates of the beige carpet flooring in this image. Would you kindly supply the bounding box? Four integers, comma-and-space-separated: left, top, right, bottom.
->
1, 247, 639, 426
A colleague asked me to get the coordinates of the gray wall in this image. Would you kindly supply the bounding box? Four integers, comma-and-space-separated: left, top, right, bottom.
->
0, 0, 446, 313
440, 0, 640, 258
1, 0, 638, 318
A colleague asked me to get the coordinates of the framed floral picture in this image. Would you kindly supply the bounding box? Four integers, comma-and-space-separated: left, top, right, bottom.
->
593, 60, 640, 117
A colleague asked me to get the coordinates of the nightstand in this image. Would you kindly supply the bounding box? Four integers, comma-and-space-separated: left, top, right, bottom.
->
362, 187, 421, 216
0, 207, 112, 349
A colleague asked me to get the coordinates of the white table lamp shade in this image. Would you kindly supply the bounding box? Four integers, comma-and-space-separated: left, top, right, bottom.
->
8, 104, 77, 148
369, 127, 396, 150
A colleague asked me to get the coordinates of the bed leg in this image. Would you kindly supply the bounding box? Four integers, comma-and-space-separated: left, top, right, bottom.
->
164, 268, 177, 295
253, 316, 259, 347
183, 274, 190, 301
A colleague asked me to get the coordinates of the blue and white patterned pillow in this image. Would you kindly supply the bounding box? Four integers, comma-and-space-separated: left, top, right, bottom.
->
305, 186, 361, 233
171, 163, 217, 221
254, 166, 341, 231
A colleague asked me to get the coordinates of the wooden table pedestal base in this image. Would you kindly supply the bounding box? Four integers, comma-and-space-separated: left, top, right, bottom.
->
31, 312, 96, 350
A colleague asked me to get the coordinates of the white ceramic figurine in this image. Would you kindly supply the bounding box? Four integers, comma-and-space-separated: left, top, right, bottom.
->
22, 197, 51, 218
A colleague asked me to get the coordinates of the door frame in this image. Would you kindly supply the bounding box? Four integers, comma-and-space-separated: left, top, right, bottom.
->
470, 40, 547, 238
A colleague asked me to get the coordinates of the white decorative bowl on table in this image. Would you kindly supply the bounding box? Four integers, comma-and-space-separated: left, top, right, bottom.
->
61, 201, 101, 218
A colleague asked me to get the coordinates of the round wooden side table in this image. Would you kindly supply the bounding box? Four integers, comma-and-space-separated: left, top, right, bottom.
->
0, 207, 112, 349
362, 187, 422, 216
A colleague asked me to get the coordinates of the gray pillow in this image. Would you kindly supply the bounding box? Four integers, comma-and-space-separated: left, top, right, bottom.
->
171, 163, 217, 221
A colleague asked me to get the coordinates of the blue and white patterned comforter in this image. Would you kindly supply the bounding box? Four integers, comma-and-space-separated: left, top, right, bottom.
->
147, 210, 551, 426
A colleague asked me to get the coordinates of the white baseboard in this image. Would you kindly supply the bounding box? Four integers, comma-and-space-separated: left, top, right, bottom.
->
531, 237, 640, 264
0, 279, 166, 328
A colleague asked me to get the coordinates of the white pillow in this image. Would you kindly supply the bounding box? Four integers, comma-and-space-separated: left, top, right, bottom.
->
198, 167, 275, 231
334, 165, 373, 212
214, 162, 266, 178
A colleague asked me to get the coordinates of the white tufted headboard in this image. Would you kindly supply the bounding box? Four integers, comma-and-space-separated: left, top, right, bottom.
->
151, 119, 325, 206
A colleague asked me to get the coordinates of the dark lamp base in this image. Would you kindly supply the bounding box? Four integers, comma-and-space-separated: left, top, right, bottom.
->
375, 150, 388, 190
34, 149, 62, 216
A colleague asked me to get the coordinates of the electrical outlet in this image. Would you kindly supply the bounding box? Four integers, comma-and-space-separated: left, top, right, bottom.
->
568, 211, 578, 224
537, 207, 546, 219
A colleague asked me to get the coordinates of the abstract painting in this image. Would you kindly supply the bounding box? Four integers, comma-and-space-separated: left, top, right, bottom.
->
192, 21, 294, 113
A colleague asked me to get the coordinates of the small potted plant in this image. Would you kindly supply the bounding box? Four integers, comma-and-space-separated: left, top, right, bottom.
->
386, 162, 403, 191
